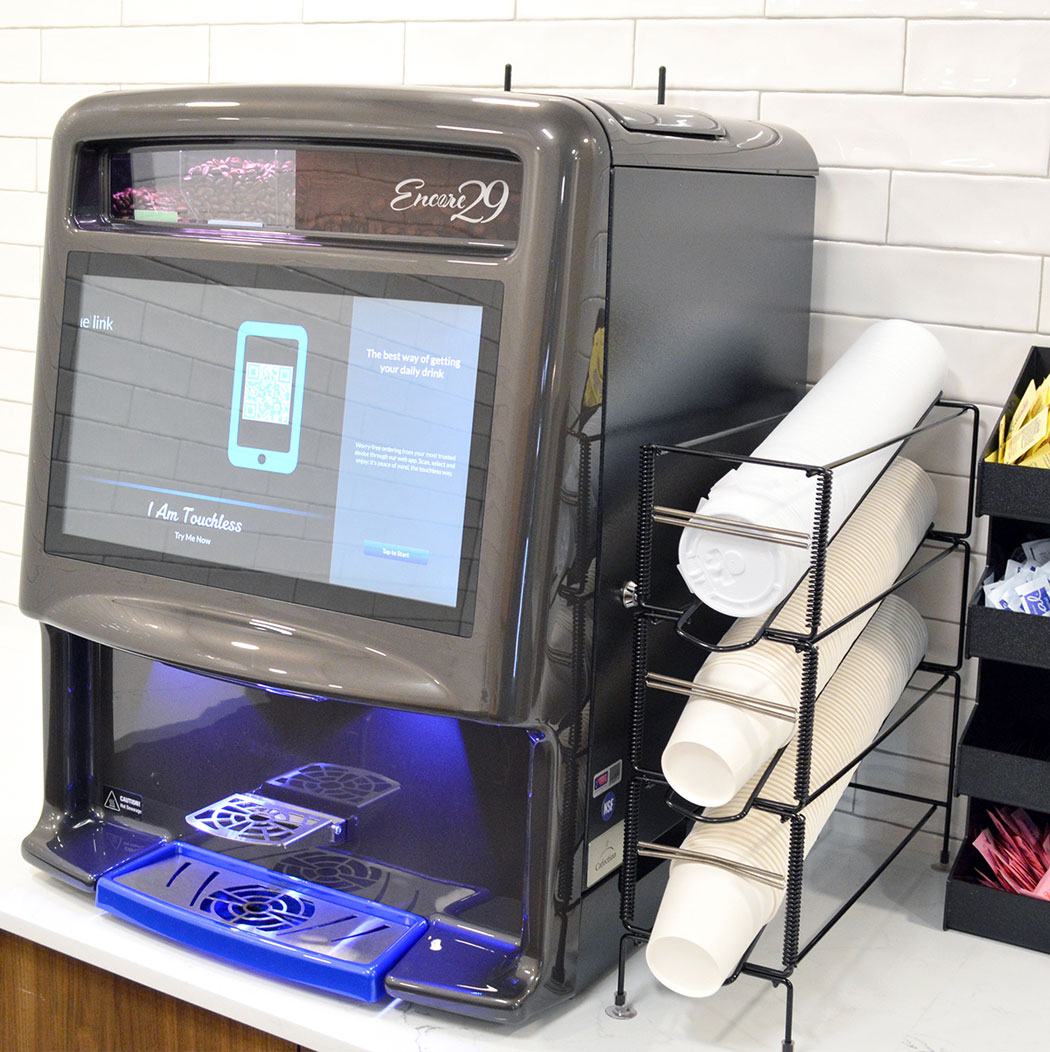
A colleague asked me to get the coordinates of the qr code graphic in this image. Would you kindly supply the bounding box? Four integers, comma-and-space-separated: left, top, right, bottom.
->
243, 362, 293, 424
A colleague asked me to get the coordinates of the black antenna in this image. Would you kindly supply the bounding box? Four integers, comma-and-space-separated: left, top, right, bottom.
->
504, 64, 512, 92
657, 66, 667, 105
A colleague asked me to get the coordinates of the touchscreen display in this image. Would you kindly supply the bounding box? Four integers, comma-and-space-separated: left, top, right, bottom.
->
45, 254, 502, 635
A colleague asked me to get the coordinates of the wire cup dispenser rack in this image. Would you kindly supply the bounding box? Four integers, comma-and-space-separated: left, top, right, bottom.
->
608, 399, 980, 1052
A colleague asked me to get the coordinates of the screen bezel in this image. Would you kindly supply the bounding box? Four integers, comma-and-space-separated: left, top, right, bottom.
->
43, 252, 503, 637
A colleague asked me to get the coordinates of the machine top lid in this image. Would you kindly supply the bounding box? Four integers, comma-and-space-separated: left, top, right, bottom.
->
49, 85, 815, 178
594, 101, 726, 140
571, 94, 816, 175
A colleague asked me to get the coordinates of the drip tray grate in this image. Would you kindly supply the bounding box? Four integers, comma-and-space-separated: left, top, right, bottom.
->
96, 842, 427, 1002
261, 762, 400, 811
262, 846, 486, 916
184, 792, 345, 848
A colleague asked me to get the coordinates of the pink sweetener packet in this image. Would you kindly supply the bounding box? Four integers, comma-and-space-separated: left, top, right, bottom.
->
987, 808, 1017, 844
1002, 836, 1043, 882
978, 820, 1037, 892
973, 829, 1000, 870
997, 868, 1029, 894
1011, 807, 1041, 840
1040, 828, 1050, 867
1001, 850, 1035, 885
1028, 867, 1050, 900
989, 807, 1039, 849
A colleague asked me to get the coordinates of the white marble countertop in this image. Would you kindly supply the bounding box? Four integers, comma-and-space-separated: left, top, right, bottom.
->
1, 602, 1047, 1052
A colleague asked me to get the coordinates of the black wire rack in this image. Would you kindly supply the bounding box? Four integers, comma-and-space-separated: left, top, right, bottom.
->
607, 398, 980, 1052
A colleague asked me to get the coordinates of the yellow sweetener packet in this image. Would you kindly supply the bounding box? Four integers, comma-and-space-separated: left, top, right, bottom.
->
1036, 374, 1050, 413
1019, 441, 1050, 469
998, 415, 1007, 462
1004, 406, 1050, 464
1009, 379, 1040, 436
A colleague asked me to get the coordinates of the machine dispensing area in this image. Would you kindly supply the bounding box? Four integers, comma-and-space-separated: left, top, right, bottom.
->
18, 86, 815, 1021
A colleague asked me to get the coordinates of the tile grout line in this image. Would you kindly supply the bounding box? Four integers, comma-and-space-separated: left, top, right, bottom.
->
900, 14, 908, 95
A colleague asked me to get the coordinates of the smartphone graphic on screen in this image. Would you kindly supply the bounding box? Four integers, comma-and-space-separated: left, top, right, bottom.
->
228, 321, 308, 473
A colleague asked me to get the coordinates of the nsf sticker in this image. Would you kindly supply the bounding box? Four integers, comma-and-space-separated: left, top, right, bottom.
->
601, 791, 616, 822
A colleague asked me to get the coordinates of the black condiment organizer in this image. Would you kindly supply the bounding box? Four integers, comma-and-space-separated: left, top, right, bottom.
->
945, 799, 1050, 956
946, 344, 1050, 956
610, 399, 979, 1052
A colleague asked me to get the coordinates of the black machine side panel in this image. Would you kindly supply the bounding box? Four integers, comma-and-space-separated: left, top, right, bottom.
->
584, 164, 816, 885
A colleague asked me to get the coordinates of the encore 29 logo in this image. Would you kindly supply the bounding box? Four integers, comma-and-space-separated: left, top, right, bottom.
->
389, 177, 512, 225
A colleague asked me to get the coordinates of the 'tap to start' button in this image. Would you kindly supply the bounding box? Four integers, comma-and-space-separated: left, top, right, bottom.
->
364, 540, 429, 565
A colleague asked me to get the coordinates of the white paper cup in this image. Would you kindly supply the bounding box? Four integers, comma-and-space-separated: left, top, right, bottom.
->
663, 604, 876, 806
646, 859, 777, 999
662, 696, 789, 807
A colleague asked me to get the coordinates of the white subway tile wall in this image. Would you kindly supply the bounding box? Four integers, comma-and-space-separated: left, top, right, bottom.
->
812, 241, 1041, 329
0, 30, 41, 82
404, 21, 636, 87
211, 24, 405, 85
123, 0, 303, 25
760, 92, 1050, 173
0, 6, 1044, 831
634, 19, 907, 92
0, 2, 123, 28
904, 19, 1050, 96
813, 168, 891, 243
306, 0, 517, 20
42, 27, 211, 83
889, 172, 1050, 254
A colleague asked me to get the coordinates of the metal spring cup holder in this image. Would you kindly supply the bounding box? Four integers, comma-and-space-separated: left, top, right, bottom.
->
608, 399, 979, 1051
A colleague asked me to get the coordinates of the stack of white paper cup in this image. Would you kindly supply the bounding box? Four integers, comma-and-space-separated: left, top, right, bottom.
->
678, 319, 946, 619
647, 595, 927, 998
662, 457, 935, 808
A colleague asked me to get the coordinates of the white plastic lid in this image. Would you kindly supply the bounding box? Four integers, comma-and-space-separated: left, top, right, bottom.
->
678, 487, 812, 619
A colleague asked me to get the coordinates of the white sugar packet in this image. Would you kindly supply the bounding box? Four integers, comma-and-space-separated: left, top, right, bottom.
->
1023, 538, 1050, 567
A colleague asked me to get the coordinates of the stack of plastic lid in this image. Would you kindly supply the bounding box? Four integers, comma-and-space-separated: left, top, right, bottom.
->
662, 457, 936, 808
677, 320, 946, 619
646, 595, 927, 998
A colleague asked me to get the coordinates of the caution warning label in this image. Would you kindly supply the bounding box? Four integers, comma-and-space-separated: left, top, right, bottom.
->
103, 786, 143, 818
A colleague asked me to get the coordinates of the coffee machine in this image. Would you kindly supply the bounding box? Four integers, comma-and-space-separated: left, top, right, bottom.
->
19, 85, 815, 1021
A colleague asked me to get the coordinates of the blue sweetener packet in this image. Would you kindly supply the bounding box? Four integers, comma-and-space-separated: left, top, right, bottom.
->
1015, 569, 1050, 615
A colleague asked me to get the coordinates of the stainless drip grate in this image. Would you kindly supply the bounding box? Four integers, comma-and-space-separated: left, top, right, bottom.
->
263, 763, 400, 810
185, 792, 345, 847
265, 846, 485, 917
200, 883, 317, 933
270, 850, 388, 897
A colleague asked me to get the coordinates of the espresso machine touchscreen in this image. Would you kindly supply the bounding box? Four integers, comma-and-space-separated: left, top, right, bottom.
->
48, 254, 500, 631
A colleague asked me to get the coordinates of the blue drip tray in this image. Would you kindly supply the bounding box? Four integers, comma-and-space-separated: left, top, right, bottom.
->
96, 841, 428, 1001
